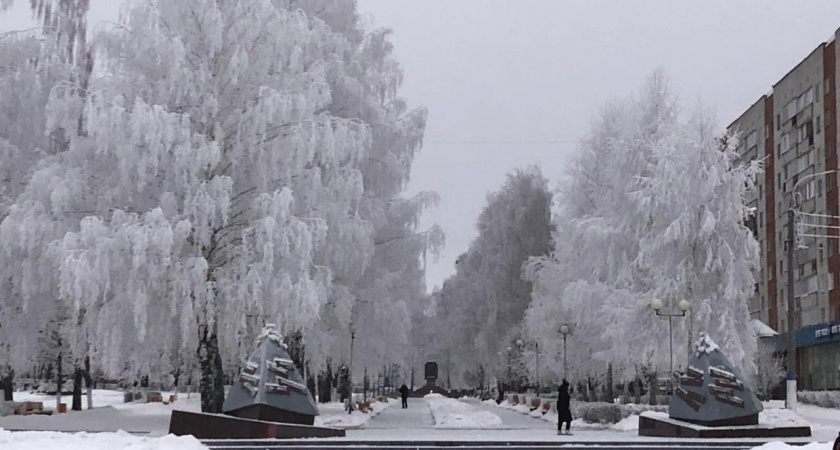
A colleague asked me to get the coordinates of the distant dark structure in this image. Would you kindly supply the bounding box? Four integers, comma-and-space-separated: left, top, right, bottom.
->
411, 361, 451, 397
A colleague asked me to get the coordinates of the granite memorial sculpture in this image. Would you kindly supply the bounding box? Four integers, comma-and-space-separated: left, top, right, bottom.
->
669, 331, 763, 426
639, 331, 811, 438
222, 324, 319, 425
169, 324, 343, 439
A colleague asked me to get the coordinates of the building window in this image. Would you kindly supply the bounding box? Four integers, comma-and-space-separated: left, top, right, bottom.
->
816, 82, 821, 97
817, 116, 821, 133
777, 115, 781, 130
811, 259, 817, 272
746, 131, 758, 150
818, 179, 824, 197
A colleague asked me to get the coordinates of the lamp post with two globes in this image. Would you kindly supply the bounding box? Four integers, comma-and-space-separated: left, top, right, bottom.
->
559, 324, 571, 381
650, 298, 690, 381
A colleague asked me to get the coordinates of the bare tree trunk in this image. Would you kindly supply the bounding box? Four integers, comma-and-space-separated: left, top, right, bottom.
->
72, 364, 83, 411
2, 366, 13, 401
197, 324, 225, 413
649, 372, 658, 405
56, 350, 63, 411
606, 364, 614, 403
634, 377, 641, 404
84, 355, 93, 409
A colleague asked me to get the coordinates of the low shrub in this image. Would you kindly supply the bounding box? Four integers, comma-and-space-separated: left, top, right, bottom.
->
569, 401, 669, 424
797, 390, 840, 408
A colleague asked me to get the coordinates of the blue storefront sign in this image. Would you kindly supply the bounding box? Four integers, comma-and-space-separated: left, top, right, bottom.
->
795, 318, 840, 348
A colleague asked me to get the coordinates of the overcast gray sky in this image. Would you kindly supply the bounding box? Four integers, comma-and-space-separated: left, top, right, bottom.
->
3, 1, 840, 291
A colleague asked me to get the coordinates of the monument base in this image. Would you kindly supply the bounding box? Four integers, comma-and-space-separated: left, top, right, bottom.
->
639, 414, 811, 439
227, 404, 315, 425
411, 384, 451, 398
169, 410, 344, 439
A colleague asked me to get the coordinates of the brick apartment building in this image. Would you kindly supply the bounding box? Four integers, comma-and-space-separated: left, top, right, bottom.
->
728, 28, 840, 391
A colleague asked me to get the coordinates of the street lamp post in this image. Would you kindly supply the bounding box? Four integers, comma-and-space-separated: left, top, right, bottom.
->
559, 325, 571, 381
348, 323, 356, 414
651, 298, 690, 389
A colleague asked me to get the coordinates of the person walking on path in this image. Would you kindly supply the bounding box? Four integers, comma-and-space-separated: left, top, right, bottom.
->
399, 384, 410, 409
557, 379, 573, 435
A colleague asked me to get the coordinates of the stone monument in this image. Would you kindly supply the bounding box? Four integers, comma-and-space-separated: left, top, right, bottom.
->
169, 324, 343, 439
669, 331, 762, 426
639, 331, 811, 438
222, 324, 318, 425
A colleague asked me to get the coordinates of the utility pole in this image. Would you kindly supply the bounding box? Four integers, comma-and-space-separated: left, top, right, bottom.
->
786, 208, 797, 411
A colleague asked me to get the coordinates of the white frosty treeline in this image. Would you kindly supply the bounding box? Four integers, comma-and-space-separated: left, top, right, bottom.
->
0, 0, 441, 412
418, 73, 762, 395
524, 72, 761, 389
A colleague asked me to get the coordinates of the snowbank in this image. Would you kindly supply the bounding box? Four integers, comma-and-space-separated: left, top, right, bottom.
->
611, 414, 640, 431
314, 401, 390, 429
424, 394, 503, 429
0, 429, 207, 450
489, 398, 667, 430
758, 407, 809, 427
749, 442, 832, 450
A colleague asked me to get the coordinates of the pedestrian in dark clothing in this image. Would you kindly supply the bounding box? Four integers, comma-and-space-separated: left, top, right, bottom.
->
557, 379, 573, 435
399, 384, 410, 409
497, 386, 505, 405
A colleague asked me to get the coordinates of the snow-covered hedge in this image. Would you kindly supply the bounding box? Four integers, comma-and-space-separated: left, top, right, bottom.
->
571, 402, 668, 424
797, 391, 840, 408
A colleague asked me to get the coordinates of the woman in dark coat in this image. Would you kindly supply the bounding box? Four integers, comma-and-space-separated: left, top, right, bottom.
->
557, 379, 573, 435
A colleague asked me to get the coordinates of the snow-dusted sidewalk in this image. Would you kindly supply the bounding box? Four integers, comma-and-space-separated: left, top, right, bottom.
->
314, 401, 390, 429
0, 429, 207, 450
483, 397, 645, 432
424, 394, 503, 429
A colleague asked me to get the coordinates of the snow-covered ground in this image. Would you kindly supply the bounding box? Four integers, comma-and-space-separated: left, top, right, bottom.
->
10, 390, 130, 411
0, 429, 207, 450
2, 389, 389, 434
314, 401, 390, 429
424, 394, 503, 428
0, 393, 201, 436
485, 397, 654, 432
750, 443, 834, 450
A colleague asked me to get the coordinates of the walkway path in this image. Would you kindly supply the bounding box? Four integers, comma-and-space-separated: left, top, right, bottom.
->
461, 398, 554, 429
363, 398, 434, 429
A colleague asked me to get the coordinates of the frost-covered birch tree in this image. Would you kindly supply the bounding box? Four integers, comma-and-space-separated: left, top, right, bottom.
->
525, 72, 761, 390
1, 0, 435, 413
420, 168, 552, 387
0, 0, 91, 403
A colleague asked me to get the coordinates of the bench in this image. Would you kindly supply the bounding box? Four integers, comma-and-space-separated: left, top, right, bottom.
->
511, 395, 520, 405
530, 398, 541, 412
542, 401, 551, 415
356, 401, 371, 412
16, 401, 53, 416
147, 392, 163, 403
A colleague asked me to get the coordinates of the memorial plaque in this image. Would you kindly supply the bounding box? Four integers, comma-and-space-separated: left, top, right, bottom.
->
424, 362, 438, 380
